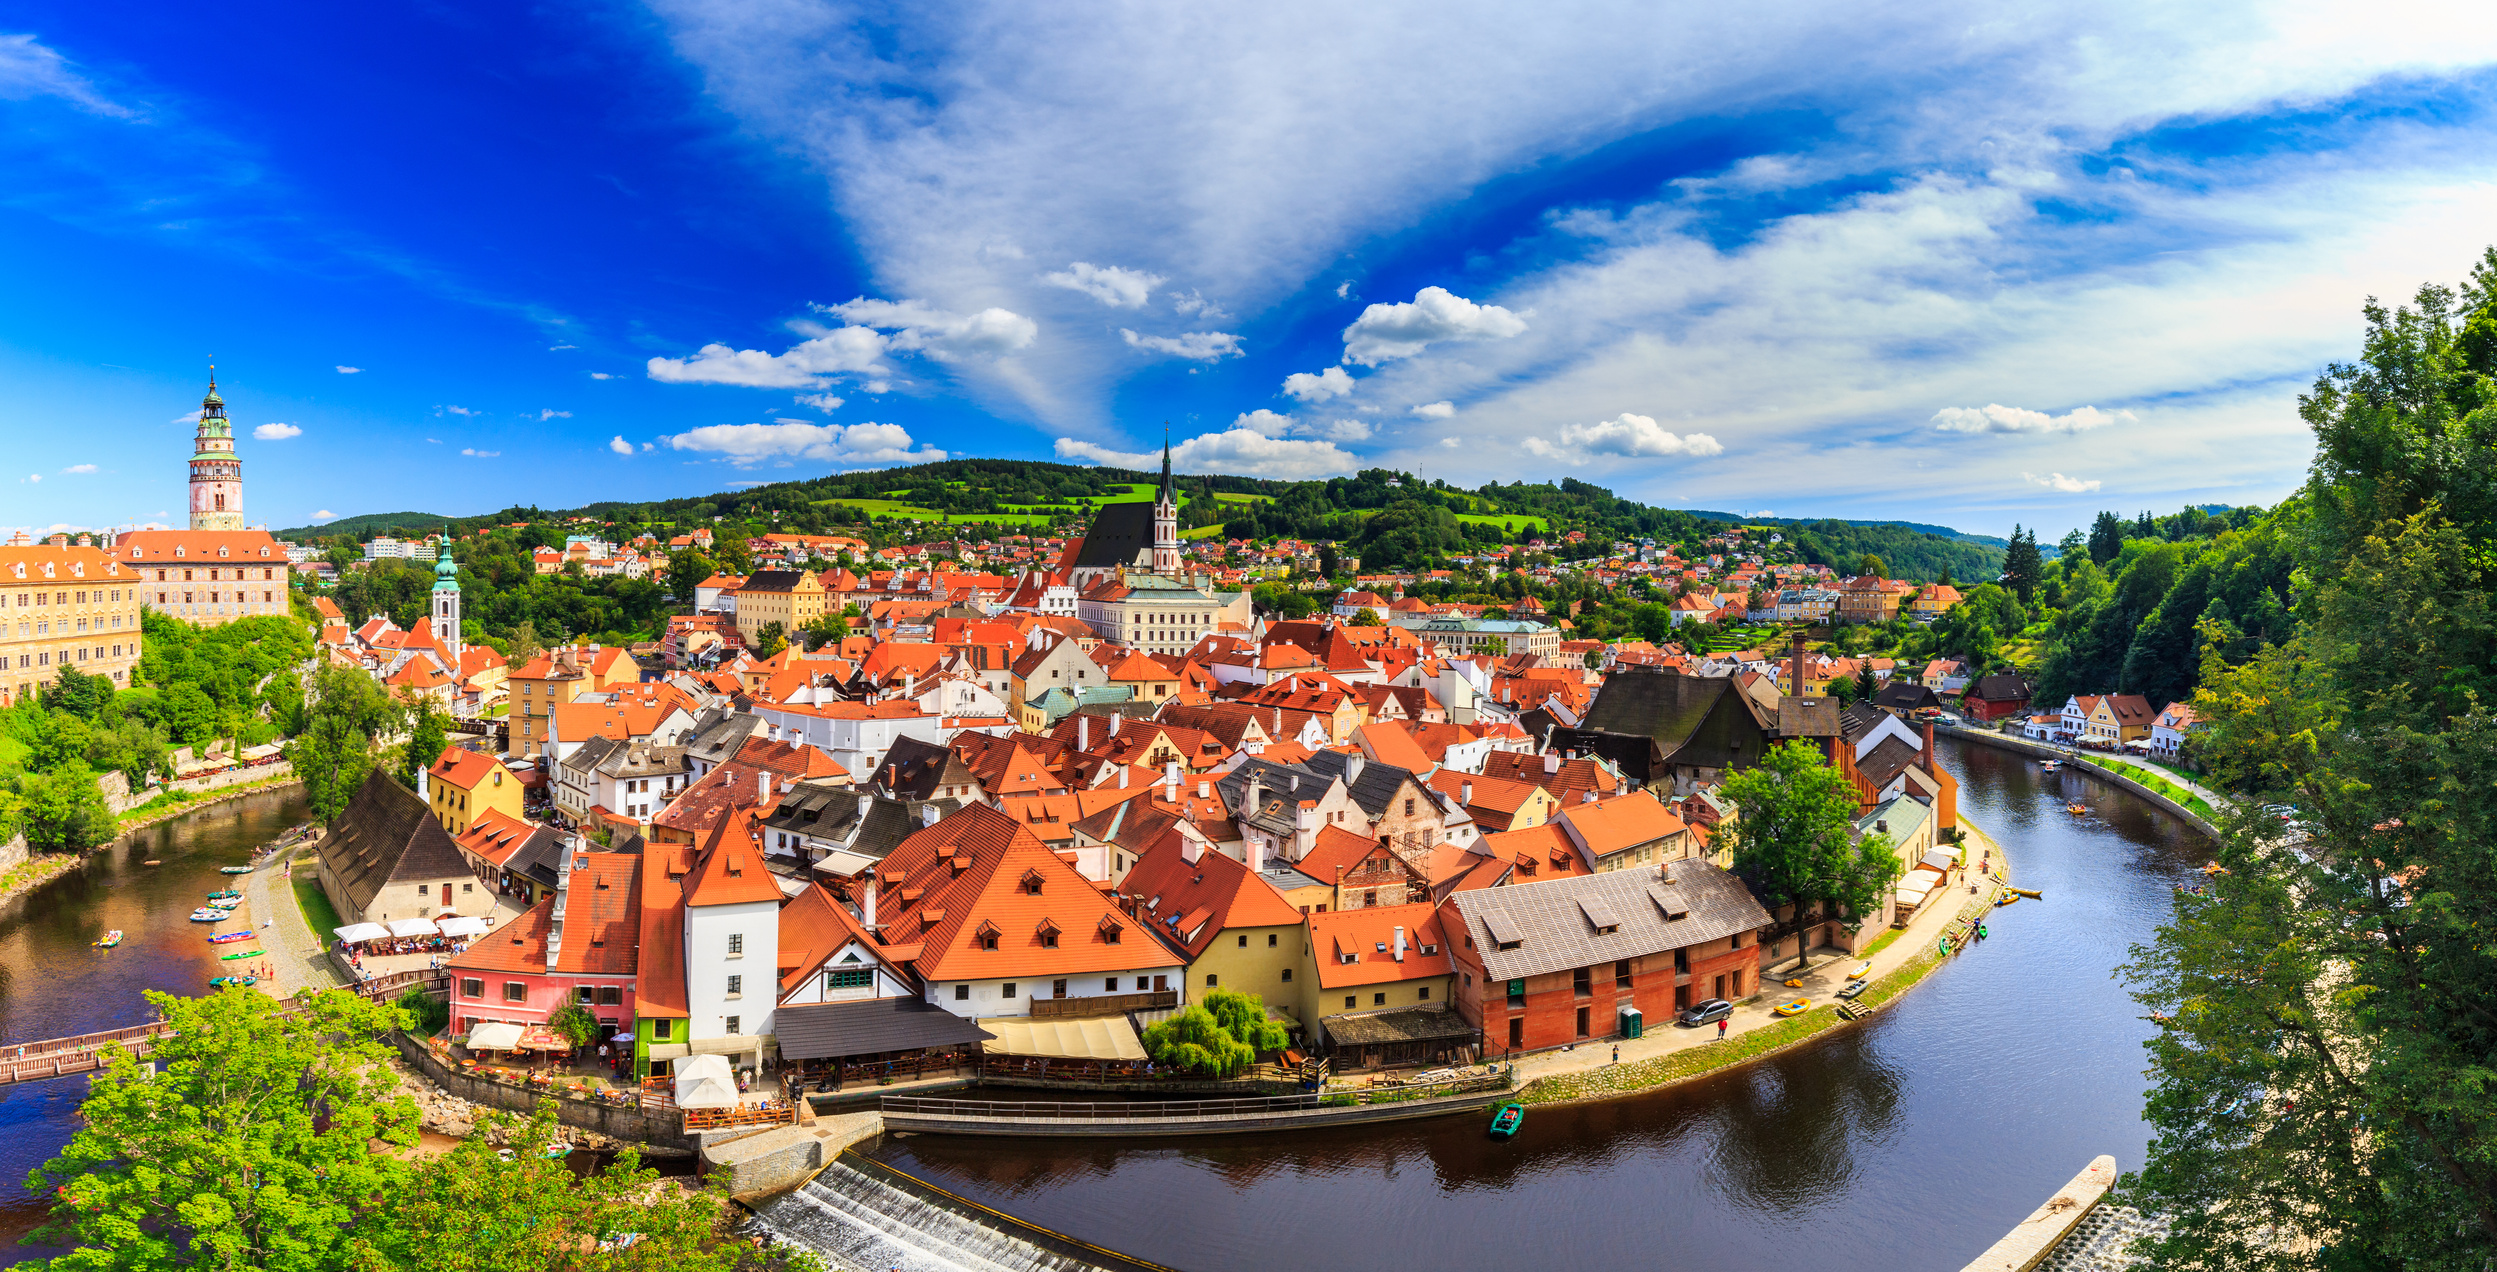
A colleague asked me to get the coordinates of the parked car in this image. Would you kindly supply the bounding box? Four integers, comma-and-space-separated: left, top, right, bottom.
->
1675, 999, 1734, 1027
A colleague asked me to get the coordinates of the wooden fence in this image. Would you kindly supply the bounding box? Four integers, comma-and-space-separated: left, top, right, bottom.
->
681, 1103, 797, 1131
1028, 990, 1176, 1019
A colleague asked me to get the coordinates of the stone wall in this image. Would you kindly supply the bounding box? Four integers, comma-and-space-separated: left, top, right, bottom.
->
0, 833, 26, 876
1937, 726, 2219, 839
390, 1030, 696, 1152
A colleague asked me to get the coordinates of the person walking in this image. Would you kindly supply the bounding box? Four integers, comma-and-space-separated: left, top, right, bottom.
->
1716, 1018, 1727, 1041
1612, 1044, 1620, 1065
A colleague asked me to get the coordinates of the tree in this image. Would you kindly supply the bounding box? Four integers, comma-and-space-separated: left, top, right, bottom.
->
2000, 525, 2043, 603
1719, 742, 1901, 974
399, 700, 448, 788
1352, 607, 1384, 627
26, 988, 419, 1270
1856, 554, 1886, 579
19, 762, 118, 851
1824, 674, 1859, 705
752, 621, 788, 659
548, 1002, 601, 1050
1140, 989, 1285, 1077
2088, 510, 2127, 564
287, 664, 400, 823
1632, 602, 1672, 645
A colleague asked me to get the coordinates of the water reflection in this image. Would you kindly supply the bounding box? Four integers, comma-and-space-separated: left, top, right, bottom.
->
0, 787, 310, 1260
871, 738, 2210, 1271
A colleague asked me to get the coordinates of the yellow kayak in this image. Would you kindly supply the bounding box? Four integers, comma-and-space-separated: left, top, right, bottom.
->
1773, 998, 1811, 1017
1846, 961, 1871, 981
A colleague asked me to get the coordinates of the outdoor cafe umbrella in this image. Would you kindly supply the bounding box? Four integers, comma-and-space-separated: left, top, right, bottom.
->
333, 923, 390, 944
672, 1054, 739, 1109
385, 917, 440, 939
468, 1022, 525, 1053
434, 915, 490, 937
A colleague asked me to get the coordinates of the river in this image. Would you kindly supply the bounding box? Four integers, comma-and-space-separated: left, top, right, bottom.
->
0, 786, 310, 1260
861, 738, 2209, 1271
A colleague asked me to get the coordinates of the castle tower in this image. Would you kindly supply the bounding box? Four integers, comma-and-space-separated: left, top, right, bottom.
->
430, 535, 463, 663
188, 374, 244, 531
1151, 431, 1180, 576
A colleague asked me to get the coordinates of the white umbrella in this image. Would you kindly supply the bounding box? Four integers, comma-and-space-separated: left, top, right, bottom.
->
468, 1022, 525, 1052
434, 915, 490, 937
333, 922, 390, 943
672, 1054, 739, 1109
386, 917, 440, 938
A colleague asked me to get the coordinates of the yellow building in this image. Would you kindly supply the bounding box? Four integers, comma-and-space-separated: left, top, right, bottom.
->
732, 569, 827, 645
0, 538, 145, 706
1120, 837, 1310, 1017
508, 644, 637, 758
426, 747, 524, 836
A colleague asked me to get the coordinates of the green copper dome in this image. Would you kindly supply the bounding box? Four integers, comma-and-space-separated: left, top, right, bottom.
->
432, 538, 460, 589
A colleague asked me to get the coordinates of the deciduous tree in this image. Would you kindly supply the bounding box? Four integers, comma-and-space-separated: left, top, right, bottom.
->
1719, 742, 1899, 973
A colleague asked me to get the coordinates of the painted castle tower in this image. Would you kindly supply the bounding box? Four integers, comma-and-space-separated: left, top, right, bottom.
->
188, 375, 244, 531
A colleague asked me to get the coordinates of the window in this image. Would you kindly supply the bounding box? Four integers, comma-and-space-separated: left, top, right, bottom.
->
1105, 978, 1119, 992
1418, 985, 1431, 1000
1041, 930, 1059, 948
1205, 973, 1219, 987
1281, 968, 1292, 981
725, 1015, 740, 1035
1052, 979, 1068, 998
725, 974, 743, 998
652, 1020, 669, 1039
980, 932, 998, 951
597, 986, 623, 1005
1374, 992, 1387, 1006
1616, 959, 1633, 987
1236, 934, 1247, 948
504, 982, 527, 1002
1507, 978, 1526, 1006
726, 933, 743, 955
1404, 798, 1415, 816
460, 978, 483, 999
1345, 995, 1357, 1009
826, 968, 873, 991
577, 986, 595, 1004
1572, 967, 1592, 996
955, 984, 970, 1001
1002, 983, 1017, 998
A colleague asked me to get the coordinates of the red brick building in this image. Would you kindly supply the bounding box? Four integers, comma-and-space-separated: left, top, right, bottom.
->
1440, 860, 1769, 1054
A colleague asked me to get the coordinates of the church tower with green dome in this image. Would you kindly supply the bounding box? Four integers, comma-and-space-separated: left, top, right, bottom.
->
429, 535, 463, 662
188, 373, 245, 531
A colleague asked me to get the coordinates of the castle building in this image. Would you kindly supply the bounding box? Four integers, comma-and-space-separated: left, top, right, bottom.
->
113, 375, 289, 628
0, 538, 145, 705
189, 376, 244, 532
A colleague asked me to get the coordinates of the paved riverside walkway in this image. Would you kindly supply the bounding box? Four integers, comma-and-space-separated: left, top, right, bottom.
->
1502, 817, 2011, 1093
246, 849, 344, 999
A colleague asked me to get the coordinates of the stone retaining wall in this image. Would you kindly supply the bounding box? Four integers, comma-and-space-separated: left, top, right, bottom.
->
881, 1086, 1507, 1137
1939, 726, 2220, 838
390, 1031, 695, 1152
0, 833, 25, 877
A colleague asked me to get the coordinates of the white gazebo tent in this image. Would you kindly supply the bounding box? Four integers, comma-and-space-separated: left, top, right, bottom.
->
386, 917, 441, 938
333, 923, 390, 945
434, 915, 490, 938
468, 1021, 525, 1053
672, 1053, 740, 1109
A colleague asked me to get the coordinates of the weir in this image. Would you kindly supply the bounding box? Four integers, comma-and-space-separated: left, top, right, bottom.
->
752, 1156, 1165, 1272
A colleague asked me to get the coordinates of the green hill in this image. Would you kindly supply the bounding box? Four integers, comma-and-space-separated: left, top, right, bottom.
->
274, 511, 454, 540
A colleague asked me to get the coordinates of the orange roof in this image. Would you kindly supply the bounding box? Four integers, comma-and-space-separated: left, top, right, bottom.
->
683, 809, 785, 906
453, 807, 544, 870
428, 748, 506, 792
1309, 903, 1452, 989
1352, 722, 1435, 773
1423, 769, 1548, 825
1477, 823, 1587, 880
1121, 831, 1303, 957
550, 699, 673, 744
776, 882, 896, 995
870, 804, 1156, 981
634, 841, 695, 1017
733, 737, 851, 781
1558, 791, 1687, 858
1296, 824, 1400, 888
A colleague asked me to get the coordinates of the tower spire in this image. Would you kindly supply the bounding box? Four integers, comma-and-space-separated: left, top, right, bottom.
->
1159, 425, 1173, 500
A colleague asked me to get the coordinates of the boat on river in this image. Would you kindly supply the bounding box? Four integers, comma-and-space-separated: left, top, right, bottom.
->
2065, 802, 2089, 815
218, 950, 258, 961
219, 866, 254, 876
207, 931, 254, 944
92, 931, 122, 948
2040, 760, 2061, 772
206, 890, 243, 903
207, 975, 258, 988
188, 907, 236, 923
1487, 1103, 1524, 1140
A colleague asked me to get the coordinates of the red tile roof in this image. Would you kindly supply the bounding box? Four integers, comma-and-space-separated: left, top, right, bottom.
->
1309, 903, 1452, 989
1120, 831, 1303, 957
870, 804, 1157, 982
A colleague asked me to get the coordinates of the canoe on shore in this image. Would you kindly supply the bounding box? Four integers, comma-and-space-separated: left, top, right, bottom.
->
219, 866, 255, 875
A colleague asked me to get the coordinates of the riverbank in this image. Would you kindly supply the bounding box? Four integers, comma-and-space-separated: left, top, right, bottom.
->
117, 775, 305, 836
0, 853, 84, 912
1510, 815, 2011, 1107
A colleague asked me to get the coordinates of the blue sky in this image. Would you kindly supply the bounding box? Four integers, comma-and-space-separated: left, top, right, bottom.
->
4, 2, 2495, 539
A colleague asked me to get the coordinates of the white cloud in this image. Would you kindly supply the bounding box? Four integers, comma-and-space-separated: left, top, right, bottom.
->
646, 325, 888, 388
589, 372, 616, 380
1409, 400, 1454, 419
425, 438, 441, 444
608, 435, 635, 456
1340, 286, 1527, 366
1120, 329, 1243, 362
1168, 290, 1229, 321
60, 463, 97, 474
335, 365, 361, 374
18, 474, 37, 484
2024, 471, 2103, 493
439, 405, 477, 416
1336, 282, 1353, 299
1309, 418, 1371, 442
460, 448, 500, 457
795, 392, 844, 413
1439, 436, 1462, 448
1233, 409, 1294, 438
537, 409, 572, 421
549, 343, 577, 351
1042, 262, 1163, 308
820, 298, 1037, 361
1933, 404, 2136, 435
0, 34, 131, 117
864, 380, 891, 394
311, 510, 337, 521
1282, 366, 1355, 403
1230, 409, 1370, 443
253, 422, 303, 440
640, 442, 654, 452
660, 420, 948, 466
1056, 429, 1357, 479
1523, 413, 1723, 464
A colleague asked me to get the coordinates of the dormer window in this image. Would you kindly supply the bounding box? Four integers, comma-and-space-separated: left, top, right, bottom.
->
1020, 868, 1044, 896
1037, 918, 1061, 948
975, 919, 1000, 951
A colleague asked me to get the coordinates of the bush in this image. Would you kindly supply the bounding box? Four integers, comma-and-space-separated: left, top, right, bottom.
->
398, 986, 449, 1036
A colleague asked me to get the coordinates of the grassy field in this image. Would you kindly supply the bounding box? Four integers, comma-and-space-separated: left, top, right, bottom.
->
808, 497, 1062, 527
1181, 524, 1227, 540
1455, 512, 1547, 534
2081, 754, 2220, 821
294, 875, 344, 939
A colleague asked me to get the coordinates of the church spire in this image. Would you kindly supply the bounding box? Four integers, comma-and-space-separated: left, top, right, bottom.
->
1159, 425, 1173, 502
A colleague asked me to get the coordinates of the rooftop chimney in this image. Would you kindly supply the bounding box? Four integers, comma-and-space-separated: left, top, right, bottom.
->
857, 793, 872, 820
1078, 716, 1089, 752
1393, 926, 1407, 962
1544, 752, 1561, 775
1461, 781, 1473, 805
